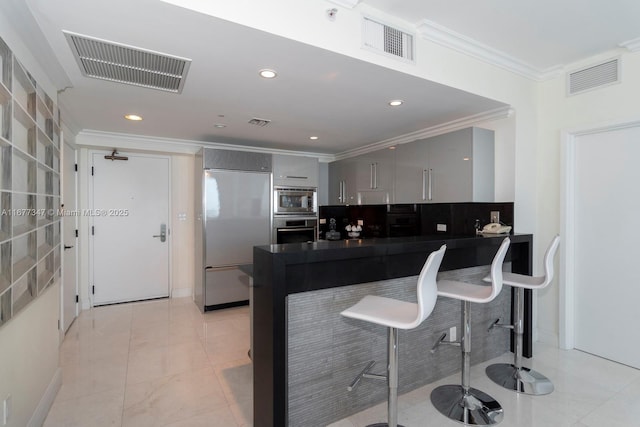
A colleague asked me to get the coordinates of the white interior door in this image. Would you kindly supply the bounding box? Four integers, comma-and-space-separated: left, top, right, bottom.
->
573, 125, 640, 368
90, 152, 170, 305
61, 139, 78, 332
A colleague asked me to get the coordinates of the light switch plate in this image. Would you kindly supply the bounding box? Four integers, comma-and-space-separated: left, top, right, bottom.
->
357, 219, 364, 226
319, 218, 326, 225
436, 223, 447, 232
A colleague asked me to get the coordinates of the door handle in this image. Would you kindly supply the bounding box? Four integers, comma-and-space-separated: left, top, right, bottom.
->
153, 224, 167, 242
64, 245, 74, 250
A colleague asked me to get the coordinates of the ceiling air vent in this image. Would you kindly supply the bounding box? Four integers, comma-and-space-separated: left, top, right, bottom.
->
64, 31, 191, 93
568, 58, 619, 96
363, 17, 414, 62
248, 118, 271, 127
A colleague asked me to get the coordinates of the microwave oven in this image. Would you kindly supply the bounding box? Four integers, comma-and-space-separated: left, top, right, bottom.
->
274, 186, 317, 215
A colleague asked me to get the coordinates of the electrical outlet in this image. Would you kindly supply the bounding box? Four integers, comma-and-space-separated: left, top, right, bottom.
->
319, 218, 326, 225
448, 326, 457, 342
3, 395, 11, 425
436, 223, 447, 232
490, 211, 500, 224
357, 219, 364, 226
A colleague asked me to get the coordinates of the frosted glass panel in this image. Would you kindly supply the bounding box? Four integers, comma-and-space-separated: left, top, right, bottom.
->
0, 192, 10, 242
0, 35, 61, 329
12, 149, 36, 193
12, 230, 36, 279
12, 267, 36, 315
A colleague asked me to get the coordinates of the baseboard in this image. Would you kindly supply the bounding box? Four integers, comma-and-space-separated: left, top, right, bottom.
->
171, 288, 192, 298
27, 367, 62, 427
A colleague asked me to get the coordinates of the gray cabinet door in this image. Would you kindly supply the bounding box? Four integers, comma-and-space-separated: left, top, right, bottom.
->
328, 159, 356, 205
394, 140, 429, 203
354, 148, 395, 204
273, 154, 319, 187
427, 128, 474, 203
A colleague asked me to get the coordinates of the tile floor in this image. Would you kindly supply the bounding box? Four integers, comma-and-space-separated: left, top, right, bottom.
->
44, 297, 640, 427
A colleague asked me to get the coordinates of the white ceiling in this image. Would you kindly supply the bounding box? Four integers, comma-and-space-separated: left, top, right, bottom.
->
17, 0, 640, 155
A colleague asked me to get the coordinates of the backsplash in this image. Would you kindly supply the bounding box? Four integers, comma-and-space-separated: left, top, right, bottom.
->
319, 202, 514, 239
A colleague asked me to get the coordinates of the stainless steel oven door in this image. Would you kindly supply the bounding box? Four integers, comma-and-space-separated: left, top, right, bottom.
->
274, 187, 317, 215
273, 216, 318, 243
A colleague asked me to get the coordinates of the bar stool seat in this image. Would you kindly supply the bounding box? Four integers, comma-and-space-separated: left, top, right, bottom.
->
341, 244, 447, 427
430, 237, 510, 426
484, 235, 560, 396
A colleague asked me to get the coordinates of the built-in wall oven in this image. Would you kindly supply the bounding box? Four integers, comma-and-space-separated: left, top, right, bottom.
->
273, 216, 318, 244
274, 187, 317, 216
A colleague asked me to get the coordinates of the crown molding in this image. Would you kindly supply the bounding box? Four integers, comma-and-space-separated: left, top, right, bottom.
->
75, 130, 335, 162
334, 106, 513, 161
620, 37, 640, 52
416, 19, 563, 82
326, 0, 362, 9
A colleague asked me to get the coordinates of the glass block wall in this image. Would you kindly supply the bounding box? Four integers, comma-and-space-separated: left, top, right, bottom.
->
0, 36, 61, 328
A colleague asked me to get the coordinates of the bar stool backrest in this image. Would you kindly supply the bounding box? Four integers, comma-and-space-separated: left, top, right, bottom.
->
540, 235, 561, 289
487, 238, 511, 302
416, 244, 446, 325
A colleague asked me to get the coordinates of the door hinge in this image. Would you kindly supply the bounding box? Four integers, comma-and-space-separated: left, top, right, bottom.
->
58, 319, 60, 330
75, 229, 78, 238
91, 166, 94, 176
91, 226, 94, 235
75, 295, 79, 303
92, 285, 95, 295
74, 163, 78, 172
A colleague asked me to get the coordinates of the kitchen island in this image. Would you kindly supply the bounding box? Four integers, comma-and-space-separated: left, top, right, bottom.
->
252, 234, 533, 427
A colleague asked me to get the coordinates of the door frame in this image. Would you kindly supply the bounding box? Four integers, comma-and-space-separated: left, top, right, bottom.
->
559, 116, 640, 349
87, 149, 173, 307
60, 132, 79, 335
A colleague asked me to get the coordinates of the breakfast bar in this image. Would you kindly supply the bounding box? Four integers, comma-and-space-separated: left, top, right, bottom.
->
252, 234, 533, 427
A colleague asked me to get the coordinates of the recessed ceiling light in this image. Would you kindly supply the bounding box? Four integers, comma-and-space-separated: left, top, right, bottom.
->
309, 136, 319, 140
214, 124, 226, 128
389, 146, 396, 150
124, 114, 143, 121
259, 69, 277, 79
388, 100, 403, 107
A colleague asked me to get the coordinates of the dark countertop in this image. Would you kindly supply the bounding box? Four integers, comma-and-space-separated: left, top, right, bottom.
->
254, 233, 532, 295
252, 233, 533, 427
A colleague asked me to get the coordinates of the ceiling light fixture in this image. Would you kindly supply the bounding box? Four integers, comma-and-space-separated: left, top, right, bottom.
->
309, 136, 319, 140
124, 114, 143, 121
388, 100, 403, 107
259, 69, 277, 79
214, 124, 226, 128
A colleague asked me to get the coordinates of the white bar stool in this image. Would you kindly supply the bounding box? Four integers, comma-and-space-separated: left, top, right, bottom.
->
484, 235, 560, 395
340, 244, 446, 427
430, 237, 510, 426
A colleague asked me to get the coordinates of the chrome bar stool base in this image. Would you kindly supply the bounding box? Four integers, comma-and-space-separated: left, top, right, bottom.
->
366, 424, 406, 427
485, 363, 554, 395
431, 385, 504, 426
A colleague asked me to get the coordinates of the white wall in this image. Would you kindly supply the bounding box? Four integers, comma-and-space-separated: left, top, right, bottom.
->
535, 49, 640, 344
0, 9, 61, 427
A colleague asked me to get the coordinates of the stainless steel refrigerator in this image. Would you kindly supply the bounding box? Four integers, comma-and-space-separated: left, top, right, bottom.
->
195, 149, 271, 310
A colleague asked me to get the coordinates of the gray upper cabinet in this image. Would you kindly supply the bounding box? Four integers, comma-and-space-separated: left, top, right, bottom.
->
393, 140, 429, 203
273, 154, 319, 188
328, 158, 356, 205
354, 148, 395, 205
395, 127, 495, 203
326, 126, 495, 206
